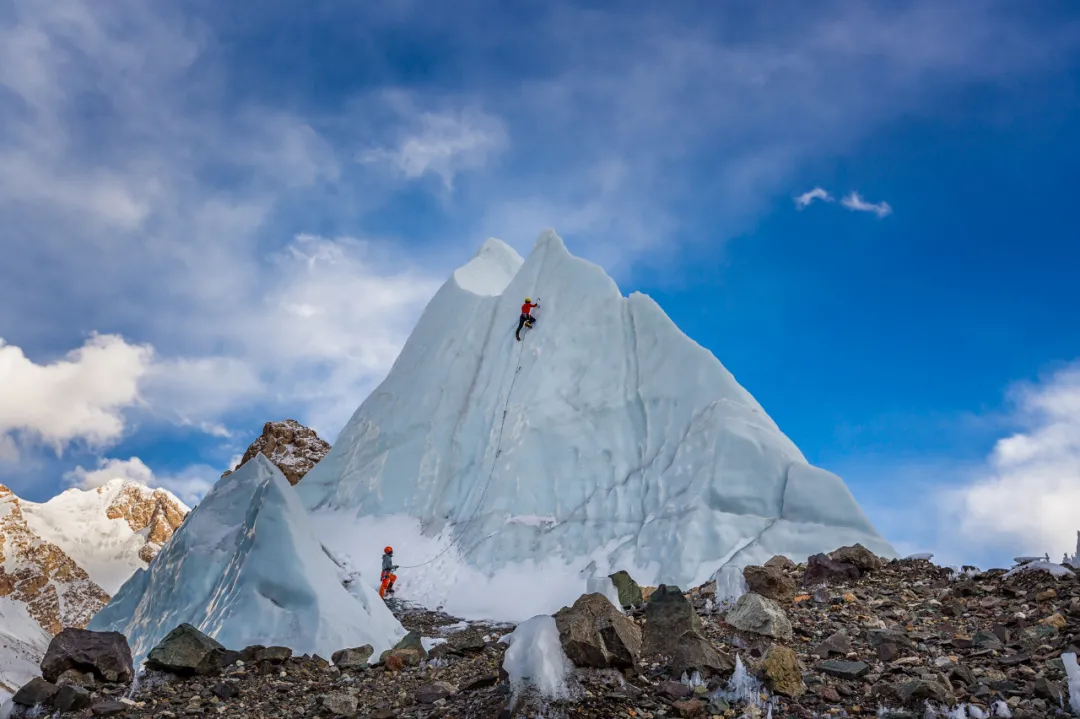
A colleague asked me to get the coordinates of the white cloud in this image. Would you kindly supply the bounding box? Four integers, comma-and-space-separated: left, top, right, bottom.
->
949, 362, 1080, 559
64, 456, 155, 489
248, 233, 443, 433
841, 191, 893, 218
362, 107, 508, 189
0, 435, 20, 463
0, 334, 153, 452
64, 455, 217, 505
794, 187, 834, 209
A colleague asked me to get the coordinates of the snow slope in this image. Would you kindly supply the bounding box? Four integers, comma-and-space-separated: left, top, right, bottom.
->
298, 231, 895, 620
0, 597, 51, 705
89, 455, 405, 666
22, 480, 189, 594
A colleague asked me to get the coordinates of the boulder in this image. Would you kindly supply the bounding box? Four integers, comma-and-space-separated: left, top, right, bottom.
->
764, 555, 796, 571
54, 669, 95, 688
90, 700, 127, 716
972, 630, 1004, 650
609, 570, 645, 608
813, 631, 851, 658
670, 631, 734, 679
815, 660, 870, 680
828, 544, 883, 572
448, 633, 487, 654
657, 680, 692, 700
742, 565, 796, 603
393, 631, 428, 660
145, 623, 226, 676
416, 681, 456, 704
382, 648, 422, 668
54, 685, 92, 712
643, 585, 703, 656
553, 592, 642, 668
761, 645, 806, 698
724, 593, 793, 640
895, 678, 953, 706
320, 690, 358, 716
332, 645, 374, 670
12, 677, 59, 707
40, 628, 134, 684
802, 554, 861, 586
250, 646, 292, 663
672, 698, 705, 717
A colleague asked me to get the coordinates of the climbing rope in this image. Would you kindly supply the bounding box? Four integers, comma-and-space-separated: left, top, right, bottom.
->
396, 329, 530, 570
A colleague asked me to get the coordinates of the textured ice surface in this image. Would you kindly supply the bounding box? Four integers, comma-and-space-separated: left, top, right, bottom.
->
1063, 652, 1080, 715
89, 455, 404, 666
502, 615, 571, 699
713, 564, 749, 608
298, 232, 894, 616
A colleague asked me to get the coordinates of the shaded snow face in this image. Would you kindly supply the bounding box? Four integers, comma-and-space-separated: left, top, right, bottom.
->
299, 231, 894, 615
89, 455, 404, 666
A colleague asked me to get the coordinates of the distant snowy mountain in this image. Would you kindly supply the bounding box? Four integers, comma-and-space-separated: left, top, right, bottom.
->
22, 479, 189, 594
90, 454, 404, 666
0, 484, 111, 703
298, 232, 895, 620
224, 419, 330, 485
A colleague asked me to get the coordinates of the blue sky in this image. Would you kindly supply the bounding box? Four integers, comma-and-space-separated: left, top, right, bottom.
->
1, 0, 1079, 568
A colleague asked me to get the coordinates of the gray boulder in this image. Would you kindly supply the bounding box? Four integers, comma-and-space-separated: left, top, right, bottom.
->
643, 585, 703, 656
743, 565, 797, 603
802, 553, 861, 586
609, 570, 645, 608
393, 631, 428, 660
670, 631, 733, 679
764, 555, 796, 571
332, 645, 374, 670
319, 690, 358, 716
828, 544, 883, 573
724, 592, 793, 640
12, 677, 59, 708
54, 685, 92, 712
145, 623, 226, 676
40, 628, 134, 684
553, 592, 642, 668
416, 681, 456, 704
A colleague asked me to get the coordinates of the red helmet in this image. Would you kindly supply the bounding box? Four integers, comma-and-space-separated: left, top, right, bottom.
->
384, 546, 393, 554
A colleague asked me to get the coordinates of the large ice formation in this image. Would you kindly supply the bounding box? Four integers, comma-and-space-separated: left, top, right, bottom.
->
297, 231, 894, 619
89, 455, 404, 666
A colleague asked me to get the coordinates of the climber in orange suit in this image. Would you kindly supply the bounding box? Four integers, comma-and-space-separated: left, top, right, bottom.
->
379, 546, 397, 598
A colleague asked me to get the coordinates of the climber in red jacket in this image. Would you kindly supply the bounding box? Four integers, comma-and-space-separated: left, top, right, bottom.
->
516, 298, 539, 341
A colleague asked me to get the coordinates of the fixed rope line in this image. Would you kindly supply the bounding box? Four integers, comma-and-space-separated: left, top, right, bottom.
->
397, 331, 529, 569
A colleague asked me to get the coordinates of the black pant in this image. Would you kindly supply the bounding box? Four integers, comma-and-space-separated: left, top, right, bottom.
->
516, 313, 535, 339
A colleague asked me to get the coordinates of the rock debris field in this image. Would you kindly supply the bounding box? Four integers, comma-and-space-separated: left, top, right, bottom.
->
9, 545, 1080, 718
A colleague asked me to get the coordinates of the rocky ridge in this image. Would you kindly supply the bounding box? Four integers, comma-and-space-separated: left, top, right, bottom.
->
225, 420, 330, 485
0, 485, 109, 636
9, 548, 1080, 718
100, 484, 187, 564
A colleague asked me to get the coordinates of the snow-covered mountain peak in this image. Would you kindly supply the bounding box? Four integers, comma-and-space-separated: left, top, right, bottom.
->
452, 237, 524, 296
297, 230, 894, 620
90, 453, 405, 666
0, 482, 109, 634
22, 480, 189, 594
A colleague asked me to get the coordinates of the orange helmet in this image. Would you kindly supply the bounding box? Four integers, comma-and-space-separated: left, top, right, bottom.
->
384, 546, 393, 554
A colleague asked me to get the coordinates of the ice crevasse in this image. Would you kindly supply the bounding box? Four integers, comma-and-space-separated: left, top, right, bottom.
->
298, 230, 895, 620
